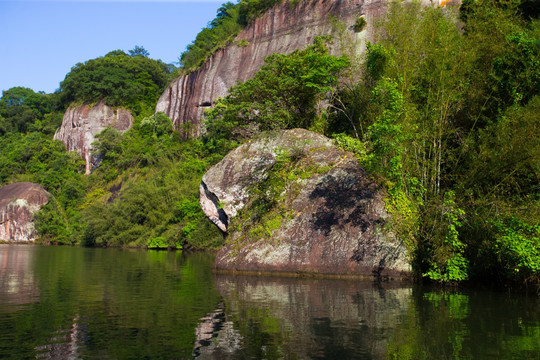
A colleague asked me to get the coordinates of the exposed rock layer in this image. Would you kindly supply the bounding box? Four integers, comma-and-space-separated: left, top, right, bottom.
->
54, 100, 133, 174
0, 182, 50, 242
201, 129, 410, 278
156, 0, 386, 135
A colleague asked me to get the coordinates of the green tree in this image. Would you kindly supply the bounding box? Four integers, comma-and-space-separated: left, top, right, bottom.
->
205, 37, 349, 140
179, 2, 242, 70
129, 45, 150, 57
179, 0, 293, 72
352, 0, 540, 284
79, 111, 224, 249
238, 0, 281, 26
59, 51, 173, 114
0, 87, 61, 134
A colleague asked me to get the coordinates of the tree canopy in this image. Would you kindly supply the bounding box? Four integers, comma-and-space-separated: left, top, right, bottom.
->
129, 45, 150, 57
0, 87, 62, 135
205, 37, 349, 140
59, 50, 175, 114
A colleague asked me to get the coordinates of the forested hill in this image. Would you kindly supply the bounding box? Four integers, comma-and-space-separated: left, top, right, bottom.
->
0, 0, 539, 287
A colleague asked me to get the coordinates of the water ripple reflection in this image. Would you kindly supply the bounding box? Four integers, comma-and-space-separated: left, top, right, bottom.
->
197, 275, 540, 360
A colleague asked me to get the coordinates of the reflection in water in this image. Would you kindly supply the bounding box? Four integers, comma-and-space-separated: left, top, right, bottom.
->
204, 275, 412, 359
193, 303, 243, 359
0, 245, 222, 359
200, 275, 540, 360
0, 244, 39, 310
35, 315, 82, 360
1, 245, 539, 359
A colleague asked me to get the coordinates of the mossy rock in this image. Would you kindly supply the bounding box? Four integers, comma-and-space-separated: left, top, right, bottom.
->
200, 129, 411, 278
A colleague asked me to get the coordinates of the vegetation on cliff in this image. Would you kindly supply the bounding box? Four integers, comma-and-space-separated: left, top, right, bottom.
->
179, 0, 300, 71
0, 0, 538, 287
356, 0, 539, 285
0, 49, 224, 249
79, 113, 224, 249
205, 36, 349, 139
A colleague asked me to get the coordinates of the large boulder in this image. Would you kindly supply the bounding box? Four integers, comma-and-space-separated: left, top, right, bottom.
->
0, 182, 50, 242
200, 129, 411, 278
54, 100, 133, 174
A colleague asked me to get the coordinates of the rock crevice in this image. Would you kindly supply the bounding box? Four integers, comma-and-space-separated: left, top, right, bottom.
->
199, 181, 229, 233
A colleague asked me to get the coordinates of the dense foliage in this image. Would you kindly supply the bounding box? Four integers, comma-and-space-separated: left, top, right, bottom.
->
0, 108, 226, 248
0, 47, 225, 249
205, 36, 349, 139
179, 2, 242, 71
328, 0, 539, 285
0, 87, 63, 135
79, 113, 225, 249
0, 87, 84, 244
59, 49, 175, 115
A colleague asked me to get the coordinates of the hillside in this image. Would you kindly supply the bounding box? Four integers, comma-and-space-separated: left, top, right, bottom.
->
0, 0, 538, 286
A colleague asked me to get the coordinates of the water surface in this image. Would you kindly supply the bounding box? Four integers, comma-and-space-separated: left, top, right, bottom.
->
0, 245, 539, 359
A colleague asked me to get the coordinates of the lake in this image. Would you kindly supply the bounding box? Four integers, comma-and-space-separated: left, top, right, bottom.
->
0, 245, 539, 359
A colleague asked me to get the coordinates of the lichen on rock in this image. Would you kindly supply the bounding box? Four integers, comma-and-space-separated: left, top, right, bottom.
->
200, 129, 411, 278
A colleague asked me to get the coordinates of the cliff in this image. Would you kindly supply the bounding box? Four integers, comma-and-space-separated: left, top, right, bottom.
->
54, 100, 133, 174
156, 0, 386, 136
0, 182, 50, 242
200, 129, 411, 278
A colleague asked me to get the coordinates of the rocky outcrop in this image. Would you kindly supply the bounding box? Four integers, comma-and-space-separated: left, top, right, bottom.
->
0, 182, 50, 242
200, 129, 411, 278
156, 0, 386, 136
157, 0, 460, 136
54, 100, 133, 174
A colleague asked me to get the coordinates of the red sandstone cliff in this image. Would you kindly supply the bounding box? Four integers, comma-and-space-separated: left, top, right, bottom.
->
0, 182, 50, 243
54, 100, 133, 174
156, 0, 387, 136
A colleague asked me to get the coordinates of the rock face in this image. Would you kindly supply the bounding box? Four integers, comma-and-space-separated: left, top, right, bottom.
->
156, 0, 386, 136
157, 0, 459, 136
54, 100, 133, 174
0, 182, 50, 242
200, 129, 411, 278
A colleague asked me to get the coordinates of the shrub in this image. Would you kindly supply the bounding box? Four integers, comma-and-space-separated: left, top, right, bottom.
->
353, 16, 367, 32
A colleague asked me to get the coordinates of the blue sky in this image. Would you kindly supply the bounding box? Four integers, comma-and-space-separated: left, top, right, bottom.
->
0, 0, 226, 94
